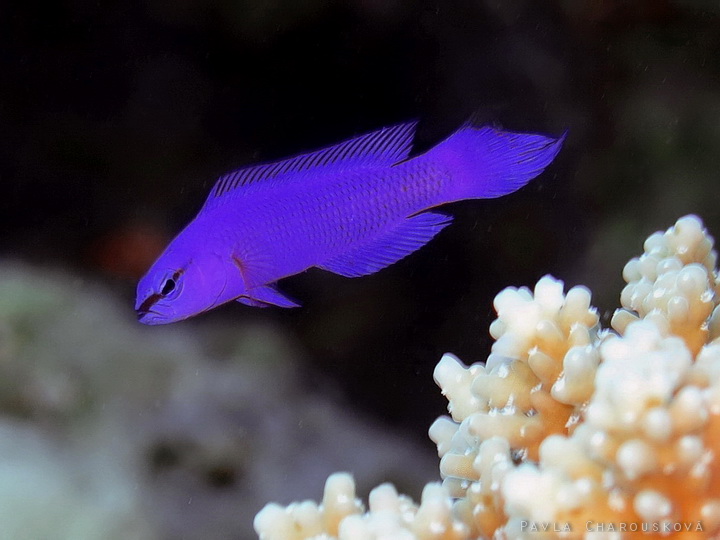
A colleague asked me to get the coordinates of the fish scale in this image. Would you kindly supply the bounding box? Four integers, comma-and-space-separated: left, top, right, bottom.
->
136, 121, 565, 324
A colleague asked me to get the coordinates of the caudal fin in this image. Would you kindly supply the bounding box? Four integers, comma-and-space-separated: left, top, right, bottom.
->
427, 125, 566, 201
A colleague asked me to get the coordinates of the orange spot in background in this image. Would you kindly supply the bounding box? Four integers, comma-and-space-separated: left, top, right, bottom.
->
92, 222, 170, 280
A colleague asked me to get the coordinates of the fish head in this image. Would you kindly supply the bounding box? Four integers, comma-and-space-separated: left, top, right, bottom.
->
135, 244, 244, 325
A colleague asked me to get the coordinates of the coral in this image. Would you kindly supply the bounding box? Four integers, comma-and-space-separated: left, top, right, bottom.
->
254, 215, 720, 539
254, 473, 470, 540
612, 214, 720, 354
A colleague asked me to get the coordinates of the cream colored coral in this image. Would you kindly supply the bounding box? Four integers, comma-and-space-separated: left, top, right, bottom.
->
426, 278, 602, 537
612, 215, 720, 353
254, 473, 362, 540
254, 473, 470, 540
255, 215, 720, 540
433, 276, 599, 479
501, 316, 720, 537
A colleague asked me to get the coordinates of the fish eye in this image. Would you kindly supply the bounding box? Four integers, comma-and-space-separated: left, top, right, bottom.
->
161, 278, 176, 296
159, 270, 183, 296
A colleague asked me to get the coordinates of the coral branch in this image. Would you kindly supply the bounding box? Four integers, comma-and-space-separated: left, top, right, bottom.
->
255, 215, 720, 539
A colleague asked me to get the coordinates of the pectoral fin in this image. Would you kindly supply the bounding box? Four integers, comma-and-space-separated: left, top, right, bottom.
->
236, 285, 300, 308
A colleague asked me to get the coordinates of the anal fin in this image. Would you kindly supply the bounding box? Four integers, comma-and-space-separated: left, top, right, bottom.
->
237, 284, 300, 308
318, 212, 452, 278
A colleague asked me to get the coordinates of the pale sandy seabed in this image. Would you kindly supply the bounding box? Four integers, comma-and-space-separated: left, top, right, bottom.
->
0, 266, 436, 540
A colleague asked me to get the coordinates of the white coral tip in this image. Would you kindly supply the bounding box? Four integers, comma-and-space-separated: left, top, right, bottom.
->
254, 503, 294, 539
634, 490, 672, 521
616, 439, 658, 479
433, 353, 466, 389
534, 275, 566, 312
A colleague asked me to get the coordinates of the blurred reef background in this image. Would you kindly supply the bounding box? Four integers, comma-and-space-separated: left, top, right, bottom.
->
1, 1, 720, 538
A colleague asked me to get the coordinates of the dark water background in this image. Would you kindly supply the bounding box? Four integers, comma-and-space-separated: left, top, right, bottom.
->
2, 1, 720, 535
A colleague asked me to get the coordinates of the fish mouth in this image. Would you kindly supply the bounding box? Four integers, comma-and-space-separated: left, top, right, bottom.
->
137, 308, 170, 325
136, 293, 170, 325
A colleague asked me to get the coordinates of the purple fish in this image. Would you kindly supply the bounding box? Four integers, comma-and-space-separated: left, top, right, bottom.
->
136, 122, 564, 324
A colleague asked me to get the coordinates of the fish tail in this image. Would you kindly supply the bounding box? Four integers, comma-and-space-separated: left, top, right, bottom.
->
427, 125, 566, 201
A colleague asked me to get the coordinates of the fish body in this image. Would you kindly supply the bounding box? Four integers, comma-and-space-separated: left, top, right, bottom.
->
136, 122, 564, 324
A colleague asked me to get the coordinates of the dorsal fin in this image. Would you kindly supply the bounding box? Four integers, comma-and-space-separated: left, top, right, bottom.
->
202, 121, 417, 210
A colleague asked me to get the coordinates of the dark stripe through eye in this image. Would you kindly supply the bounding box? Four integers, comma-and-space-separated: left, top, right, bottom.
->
138, 293, 162, 314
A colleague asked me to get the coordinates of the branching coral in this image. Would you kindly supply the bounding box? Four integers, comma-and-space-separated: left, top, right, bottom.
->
254, 215, 720, 539
612, 214, 720, 353
255, 473, 473, 540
